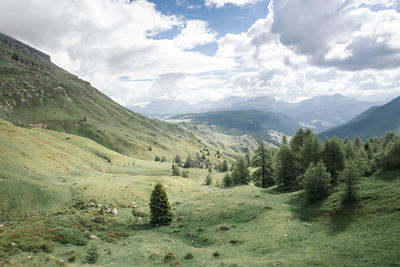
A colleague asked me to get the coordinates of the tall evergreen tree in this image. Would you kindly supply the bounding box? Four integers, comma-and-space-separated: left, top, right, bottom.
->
302, 162, 331, 202
381, 140, 400, 170
290, 128, 304, 154
341, 162, 359, 204
222, 160, 229, 172
174, 155, 182, 164
184, 155, 192, 168
299, 133, 321, 176
274, 144, 296, 188
223, 173, 232, 187
322, 137, 345, 184
252, 142, 274, 188
232, 156, 250, 185
150, 183, 172, 226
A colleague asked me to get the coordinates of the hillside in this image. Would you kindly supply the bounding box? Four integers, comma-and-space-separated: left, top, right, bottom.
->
319, 96, 400, 140
171, 110, 300, 145
133, 94, 376, 132
0, 33, 218, 160
1, 118, 399, 266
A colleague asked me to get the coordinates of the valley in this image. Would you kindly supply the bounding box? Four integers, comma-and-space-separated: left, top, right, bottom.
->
0, 31, 400, 267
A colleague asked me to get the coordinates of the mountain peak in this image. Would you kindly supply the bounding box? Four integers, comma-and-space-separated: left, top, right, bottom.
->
0, 33, 50, 62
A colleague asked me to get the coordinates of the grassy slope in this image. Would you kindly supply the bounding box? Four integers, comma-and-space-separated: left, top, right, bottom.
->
0, 34, 231, 161
172, 110, 300, 146
1, 117, 399, 266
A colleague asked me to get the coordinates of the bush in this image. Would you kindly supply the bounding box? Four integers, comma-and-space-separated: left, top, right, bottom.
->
302, 162, 331, 203
150, 183, 173, 226
85, 244, 99, 264
205, 174, 212, 186
171, 164, 180, 176
181, 170, 189, 178
184, 252, 194, 259
155, 156, 160, 162
53, 228, 88, 246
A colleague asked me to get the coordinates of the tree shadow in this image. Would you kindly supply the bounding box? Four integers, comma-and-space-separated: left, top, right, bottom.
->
287, 191, 359, 234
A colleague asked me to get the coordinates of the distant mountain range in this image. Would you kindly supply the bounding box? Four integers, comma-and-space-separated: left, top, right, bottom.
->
319, 96, 400, 140
129, 94, 378, 132
171, 110, 300, 146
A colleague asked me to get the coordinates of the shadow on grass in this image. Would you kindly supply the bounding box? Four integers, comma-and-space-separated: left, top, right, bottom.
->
375, 169, 400, 182
287, 190, 359, 234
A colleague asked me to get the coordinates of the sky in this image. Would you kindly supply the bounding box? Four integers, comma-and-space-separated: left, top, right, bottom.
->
1, 0, 400, 106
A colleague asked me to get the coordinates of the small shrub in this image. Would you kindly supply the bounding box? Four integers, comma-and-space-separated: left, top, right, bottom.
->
85, 244, 99, 264
184, 252, 194, 259
53, 228, 88, 246
213, 251, 221, 257
219, 225, 230, 231
164, 252, 176, 262
205, 174, 212, 186
223, 173, 231, 187
181, 170, 189, 178
68, 256, 77, 262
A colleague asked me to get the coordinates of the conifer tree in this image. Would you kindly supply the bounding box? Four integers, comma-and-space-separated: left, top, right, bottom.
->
341, 162, 359, 204
299, 133, 321, 175
223, 173, 232, 187
205, 173, 212, 186
302, 162, 331, 202
150, 183, 172, 226
222, 160, 228, 172
184, 155, 192, 168
174, 155, 182, 164
274, 144, 296, 188
252, 142, 274, 188
171, 164, 180, 176
322, 137, 345, 184
290, 128, 304, 154
232, 156, 250, 185
381, 140, 400, 170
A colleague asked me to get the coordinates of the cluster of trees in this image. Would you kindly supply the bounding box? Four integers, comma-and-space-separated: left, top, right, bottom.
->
223, 129, 400, 204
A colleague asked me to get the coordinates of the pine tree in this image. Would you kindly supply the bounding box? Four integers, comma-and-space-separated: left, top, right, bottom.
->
381, 140, 400, 170
150, 183, 172, 226
222, 160, 228, 172
205, 173, 212, 186
174, 155, 181, 164
274, 144, 296, 188
299, 133, 321, 175
171, 164, 180, 176
155, 155, 161, 161
223, 173, 231, 187
184, 155, 192, 168
231, 156, 250, 185
290, 128, 304, 154
341, 162, 359, 204
322, 137, 345, 184
302, 162, 331, 202
252, 142, 274, 188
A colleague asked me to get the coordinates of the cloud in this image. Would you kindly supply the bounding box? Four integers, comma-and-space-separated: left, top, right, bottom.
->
205, 0, 262, 8
270, 0, 400, 70
173, 20, 217, 50
214, 0, 400, 102
0, 0, 237, 105
0, 0, 399, 106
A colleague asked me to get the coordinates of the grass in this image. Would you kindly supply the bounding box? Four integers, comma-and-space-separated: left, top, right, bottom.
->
0, 119, 399, 266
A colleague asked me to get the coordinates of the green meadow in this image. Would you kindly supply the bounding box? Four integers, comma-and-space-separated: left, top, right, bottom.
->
0, 119, 399, 266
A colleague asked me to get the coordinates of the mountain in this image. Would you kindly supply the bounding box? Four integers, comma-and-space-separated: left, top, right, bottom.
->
131, 94, 377, 132
0, 33, 219, 160
171, 109, 300, 145
319, 96, 400, 140
128, 99, 193, 117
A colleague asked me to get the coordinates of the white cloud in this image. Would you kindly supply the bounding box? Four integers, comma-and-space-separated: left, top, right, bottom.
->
205, 0, 262, 8
0, 0, 399, 106
173, 20, 217, 50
